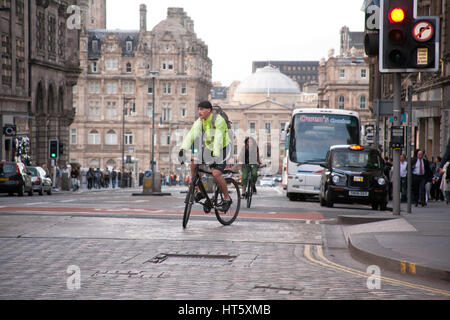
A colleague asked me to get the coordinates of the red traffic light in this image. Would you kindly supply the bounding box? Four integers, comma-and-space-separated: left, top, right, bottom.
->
389, 8, 405, 23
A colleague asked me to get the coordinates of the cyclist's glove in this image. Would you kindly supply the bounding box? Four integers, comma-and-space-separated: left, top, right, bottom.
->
178, 149, 187, 165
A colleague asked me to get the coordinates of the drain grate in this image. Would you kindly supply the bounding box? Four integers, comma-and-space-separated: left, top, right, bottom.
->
147, 253, 237, 266
254, 285, 304, 295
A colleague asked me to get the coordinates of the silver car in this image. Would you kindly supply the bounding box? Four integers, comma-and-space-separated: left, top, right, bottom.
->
28, 166, 52, 195
260, 177, 275, 187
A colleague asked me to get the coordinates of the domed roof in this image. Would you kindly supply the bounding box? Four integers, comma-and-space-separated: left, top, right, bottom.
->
235, 66, 301, 94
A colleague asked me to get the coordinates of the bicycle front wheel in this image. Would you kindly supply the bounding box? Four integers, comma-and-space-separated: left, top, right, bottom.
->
183, 177, 196, 228
214, 178, 241, 226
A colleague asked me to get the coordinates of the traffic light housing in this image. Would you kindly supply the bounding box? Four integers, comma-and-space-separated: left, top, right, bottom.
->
49, 139, 59, 159
379, 0, 439, 73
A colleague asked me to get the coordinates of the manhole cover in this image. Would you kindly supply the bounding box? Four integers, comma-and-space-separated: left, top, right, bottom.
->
147, 253, 237, 266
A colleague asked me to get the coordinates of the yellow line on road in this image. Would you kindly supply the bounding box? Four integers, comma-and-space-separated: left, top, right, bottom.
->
304, 244, 450, 297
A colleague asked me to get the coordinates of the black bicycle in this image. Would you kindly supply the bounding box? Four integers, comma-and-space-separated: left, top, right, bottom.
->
183, 164, 241, 228
243, 164, 265, 208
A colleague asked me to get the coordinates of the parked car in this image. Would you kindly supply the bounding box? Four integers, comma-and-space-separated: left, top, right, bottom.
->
260, 177, 275, 187
319, 145, 388, 210
0, 161, 33, 196
28, 166, 52, 195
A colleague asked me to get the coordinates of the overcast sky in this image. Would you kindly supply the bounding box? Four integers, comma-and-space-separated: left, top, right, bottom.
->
107, 0, 366, 86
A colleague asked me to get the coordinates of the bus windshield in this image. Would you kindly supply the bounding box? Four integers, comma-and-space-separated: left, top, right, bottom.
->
289, 113, 360, 164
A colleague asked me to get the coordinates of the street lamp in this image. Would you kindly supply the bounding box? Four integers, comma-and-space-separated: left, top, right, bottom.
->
122, 96, 134, 188
150, 70, 158, 192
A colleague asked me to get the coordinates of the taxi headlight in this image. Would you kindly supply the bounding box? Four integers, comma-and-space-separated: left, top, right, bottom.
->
332, 174, 347, 185
377, 177, 386, 185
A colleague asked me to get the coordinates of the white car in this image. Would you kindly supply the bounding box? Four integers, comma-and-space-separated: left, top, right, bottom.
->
260, 177, 275, 187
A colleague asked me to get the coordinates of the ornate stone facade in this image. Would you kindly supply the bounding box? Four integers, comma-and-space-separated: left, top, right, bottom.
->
70, 4, 212, 177
0, 0, 81, 165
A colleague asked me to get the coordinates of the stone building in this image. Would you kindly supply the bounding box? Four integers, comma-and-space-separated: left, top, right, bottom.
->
70, 3, 212, 178
367, 0, 450, 160
0, 0, 81, 165
318, 27, 373, 143
211, 65, 318, 175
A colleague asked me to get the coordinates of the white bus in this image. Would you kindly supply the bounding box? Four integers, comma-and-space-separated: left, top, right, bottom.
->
283, 109, 360, 201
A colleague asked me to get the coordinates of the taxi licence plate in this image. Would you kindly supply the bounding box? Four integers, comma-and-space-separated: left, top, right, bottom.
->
349, 191, 369, 197
353, 176, 364, 182
0, 177, 9, 181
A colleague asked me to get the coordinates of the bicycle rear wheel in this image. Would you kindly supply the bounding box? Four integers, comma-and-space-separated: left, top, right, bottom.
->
183, 176, 197, 228
214, 178, 241, 225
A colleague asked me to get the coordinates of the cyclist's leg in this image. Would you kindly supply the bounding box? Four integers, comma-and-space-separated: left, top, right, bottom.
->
251, 165, 258, 192
241, 165, 249, 197
212, 167, 230, 200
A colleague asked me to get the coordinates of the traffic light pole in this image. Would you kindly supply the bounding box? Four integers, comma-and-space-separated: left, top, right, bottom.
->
392, 73, 401, 215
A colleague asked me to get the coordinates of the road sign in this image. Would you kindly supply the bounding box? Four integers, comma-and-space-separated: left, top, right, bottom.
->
412, 21, 433, 42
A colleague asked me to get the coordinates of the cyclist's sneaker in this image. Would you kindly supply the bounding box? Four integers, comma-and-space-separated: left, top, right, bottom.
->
253, 186, 257, 193
218, 199, 232, 212
194, 192, 206, 202
241, 192, 246, 199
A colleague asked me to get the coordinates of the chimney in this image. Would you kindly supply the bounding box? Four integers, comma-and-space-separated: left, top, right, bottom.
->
140, 4, 147, 32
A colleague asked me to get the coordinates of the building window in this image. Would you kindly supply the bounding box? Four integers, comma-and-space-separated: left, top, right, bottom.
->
106, 58, 118, 70
88, 130, 101, 145
147, 83, 153, 94
162, 103, 172, 122
124, 131, 134, 145
250, 122, 256, 134
88, 81, 100, 94
122, 81, 134, 94
338, 96, 345, 109
339, 69, 345, 78
265, 122, 271, 134
106, 101, 117, 117
126, 41, 133, 52
361, 69, 367, 78
126, 62, 132, 73
181, 83, 187, 95
89, 101, 100, 116
266, 143, 271, 158
105, 130, 118, 145
91, 61, 98, 73
160, 130, 170, 145
162, 60, 174, 70
106, 82, 117, 94
162, 82, 172, 95
180, 103, 187, 117
70, 129, 77, 145
360, 96, 366, 109
147, 103, 153, 117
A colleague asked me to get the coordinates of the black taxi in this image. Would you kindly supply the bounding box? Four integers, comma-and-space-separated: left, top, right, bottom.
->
319, 145, 388, 210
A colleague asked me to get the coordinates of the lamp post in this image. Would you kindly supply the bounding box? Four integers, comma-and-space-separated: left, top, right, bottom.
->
122, 96, 134, 188
150, 70, 158, 191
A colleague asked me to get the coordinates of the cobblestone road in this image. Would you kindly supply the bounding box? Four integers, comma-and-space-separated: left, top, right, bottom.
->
0, 214, 447, 300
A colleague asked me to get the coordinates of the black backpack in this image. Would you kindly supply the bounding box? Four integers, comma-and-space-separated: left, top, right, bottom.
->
212, 105, 232, 130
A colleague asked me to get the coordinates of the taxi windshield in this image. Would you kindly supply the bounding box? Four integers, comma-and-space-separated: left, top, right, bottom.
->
331, 149, 382, 169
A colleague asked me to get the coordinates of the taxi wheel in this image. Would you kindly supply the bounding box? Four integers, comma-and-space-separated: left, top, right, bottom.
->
325, 188, 334, 208
379, 202, 387, 211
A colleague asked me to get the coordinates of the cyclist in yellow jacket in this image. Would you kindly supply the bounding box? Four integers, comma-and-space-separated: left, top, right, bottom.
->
178, 101, 232, 212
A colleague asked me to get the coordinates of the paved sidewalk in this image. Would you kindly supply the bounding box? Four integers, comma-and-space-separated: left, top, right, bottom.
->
339, 200, 450, 282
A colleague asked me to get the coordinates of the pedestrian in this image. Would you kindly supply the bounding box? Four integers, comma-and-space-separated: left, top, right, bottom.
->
111, 169, 117, 188
411, 150, 432, 207
70, 166, 80, 191
440, 161, 450, 205
86, 168, 94, 190
439, 137, 450, 174
397, 153, 407, 202
431, 157, 444, 201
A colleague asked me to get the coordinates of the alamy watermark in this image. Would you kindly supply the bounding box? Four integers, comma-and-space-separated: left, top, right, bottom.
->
366, 265, 381, 290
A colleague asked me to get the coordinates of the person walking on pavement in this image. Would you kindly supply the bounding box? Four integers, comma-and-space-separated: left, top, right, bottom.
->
86, 168, 94, 190
440, 161, 450, 205
399, 154, 408, 202
439, 137, 450, 175
412, 150, 432, 207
